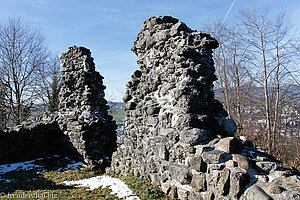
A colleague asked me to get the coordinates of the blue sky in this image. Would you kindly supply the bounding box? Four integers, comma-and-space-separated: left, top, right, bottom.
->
1, 0, 300, 101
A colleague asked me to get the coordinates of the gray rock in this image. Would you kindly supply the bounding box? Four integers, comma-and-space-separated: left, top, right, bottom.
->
180, 128, 212, 145
266, 182, 283, 194
191, 173, 206, 192
216, 117, 237, 136
202, 150, 231, 164
156, 142, 169, 160
161, 182, 171, 194
200, 36, 219, 49
170, 22, 191, 36
216, 137, 243, 154
245, 185, 273, 200
289, 194, 300, 200
159, 128, 173, 136
216, 168, 231, 195
225, 160, 236, 168
146, 106, 160, 115
122, 94, 132, 102
125, 101, 137, 110
229, 169, 250, 198
273, 175, 300, 192
147, 116, 159, 126
209, 163, 225, 171
233, 154, 249, 170
154, 30, 171, 41
190, 155, 207, 172
149, 173, 160, 185
206, 191, 216, 200
124, 138, 134, 147
169, 185, 178, 199
169, 164, 192, 184
177, 187, 190, 200
132, 70, 142, 78
257, 175, 269, 183
256, 161, 277, 173
188, 191, 204, 200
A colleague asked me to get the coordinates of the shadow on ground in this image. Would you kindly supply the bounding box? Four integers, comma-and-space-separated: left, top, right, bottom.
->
0, 156, 82, 194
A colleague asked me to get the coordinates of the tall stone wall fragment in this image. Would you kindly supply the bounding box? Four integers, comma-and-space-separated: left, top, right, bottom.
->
0, 46, 117, 170
58, 46, 117, 169
110, 16, 300, 200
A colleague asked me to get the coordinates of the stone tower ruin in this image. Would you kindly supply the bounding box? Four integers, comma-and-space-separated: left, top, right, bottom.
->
110, 16, 300, 200
58, 46, 117, 169
111, 15, 236, 198
0, 46, 117, 170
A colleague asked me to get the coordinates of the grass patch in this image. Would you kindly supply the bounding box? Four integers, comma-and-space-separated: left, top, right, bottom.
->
0, 164, 168, 199
109, 106, 125, 122
0, 168, 118, 199
120, 175, 168, 200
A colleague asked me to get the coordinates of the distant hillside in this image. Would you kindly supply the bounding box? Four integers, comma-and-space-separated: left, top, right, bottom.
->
108, 101, 125, 122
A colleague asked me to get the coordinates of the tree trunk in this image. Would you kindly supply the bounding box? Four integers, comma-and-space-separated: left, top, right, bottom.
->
261, 37, 272, 152
272, 42, 280, 152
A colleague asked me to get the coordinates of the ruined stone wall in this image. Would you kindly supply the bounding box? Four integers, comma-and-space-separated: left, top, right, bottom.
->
110, 16, 300, 200
0, 46, 117, 170
0, 116, 70, 164
58, 46, 117, 169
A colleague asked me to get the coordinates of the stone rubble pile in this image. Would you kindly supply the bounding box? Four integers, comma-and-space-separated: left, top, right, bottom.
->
110, 16, 300, 200
58, 46, 117, 169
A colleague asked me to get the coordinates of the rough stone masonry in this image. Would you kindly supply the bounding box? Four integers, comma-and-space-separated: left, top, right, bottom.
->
110, 16, 300, 200
58, 46, 117, 169
0, 46, 117, 171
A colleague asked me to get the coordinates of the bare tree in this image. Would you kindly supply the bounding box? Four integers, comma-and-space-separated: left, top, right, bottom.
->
206, 21, 252, 132
235, 8, 274, 151
0, 82, 6, 129
207, 8, 300, 167
36, 55, 61, 113
235, 8, 300, 152
0, 17, 49, 125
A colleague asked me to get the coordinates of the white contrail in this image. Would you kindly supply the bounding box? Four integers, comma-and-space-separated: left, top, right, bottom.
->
222, 0, 237, 25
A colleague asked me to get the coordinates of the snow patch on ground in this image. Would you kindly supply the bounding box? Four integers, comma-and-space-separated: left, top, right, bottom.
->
65, 162, 87, 170
58, 161, 87, 171
1, 156, 139, 199
0, 178, 11, 183
63, 176, 140, 199
0, 155, 87, 175
0, 160, 43, 175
